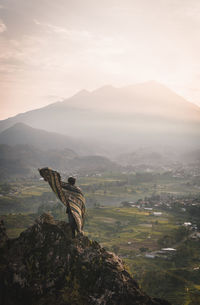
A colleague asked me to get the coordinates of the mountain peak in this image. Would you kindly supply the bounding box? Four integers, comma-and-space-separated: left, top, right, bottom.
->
92, 85, 116, 94
74, 89, 90, 97
0, 214, 171, 305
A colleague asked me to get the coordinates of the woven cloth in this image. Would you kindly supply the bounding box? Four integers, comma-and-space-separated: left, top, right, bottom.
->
39, 167, 86, 233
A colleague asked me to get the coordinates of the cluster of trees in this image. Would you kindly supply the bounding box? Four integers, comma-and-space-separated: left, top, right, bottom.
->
157, 226, 190, 248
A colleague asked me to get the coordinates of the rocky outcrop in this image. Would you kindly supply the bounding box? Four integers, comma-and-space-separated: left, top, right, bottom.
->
0, 220, 8, 248
0, 214, 171, 305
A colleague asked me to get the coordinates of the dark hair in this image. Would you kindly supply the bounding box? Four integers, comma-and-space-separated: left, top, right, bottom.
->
68, 176, 76, 186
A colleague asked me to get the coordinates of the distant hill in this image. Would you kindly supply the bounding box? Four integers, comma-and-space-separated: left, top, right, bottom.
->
0, 144, 120, 180
0, 144, 77, 179
116, 147, 180, 166
0, 123, 99, 155
67, 155, 120, 173
0, 81, 200, 154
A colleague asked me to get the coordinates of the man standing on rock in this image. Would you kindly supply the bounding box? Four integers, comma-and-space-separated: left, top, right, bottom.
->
38, 167, 86, 238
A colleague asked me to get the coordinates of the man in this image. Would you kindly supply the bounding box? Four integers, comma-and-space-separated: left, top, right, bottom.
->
61, 176, 85, 237
38, 168, 86, 238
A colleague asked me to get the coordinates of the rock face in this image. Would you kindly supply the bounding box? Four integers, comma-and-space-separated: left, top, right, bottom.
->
0, 214, 170, 305
0, 220, 8, 248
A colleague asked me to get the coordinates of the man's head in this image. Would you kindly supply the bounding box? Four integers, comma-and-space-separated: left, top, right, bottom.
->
68, 176, 76, 186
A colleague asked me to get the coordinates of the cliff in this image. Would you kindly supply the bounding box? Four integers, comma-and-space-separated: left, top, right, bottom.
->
0, 214, 171, 305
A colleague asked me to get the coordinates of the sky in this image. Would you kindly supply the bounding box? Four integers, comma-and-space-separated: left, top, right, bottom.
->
0, 0, 200, 120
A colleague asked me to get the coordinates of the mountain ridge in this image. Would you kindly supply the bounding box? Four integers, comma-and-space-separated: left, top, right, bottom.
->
1, 81, 200, 128
0, 81, 199, 153
0, 122, 99, 155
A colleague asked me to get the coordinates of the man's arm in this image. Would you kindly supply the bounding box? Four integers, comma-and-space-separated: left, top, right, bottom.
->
38, 167, 61, 182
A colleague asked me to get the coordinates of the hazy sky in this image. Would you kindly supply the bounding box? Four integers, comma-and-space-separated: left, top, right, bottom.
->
0, 0, 200, 119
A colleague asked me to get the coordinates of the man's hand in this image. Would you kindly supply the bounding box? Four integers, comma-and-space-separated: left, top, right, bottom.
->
38, 168, 48, 181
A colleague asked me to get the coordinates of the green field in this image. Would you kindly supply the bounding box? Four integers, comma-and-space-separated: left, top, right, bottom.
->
0, 172, 199, 214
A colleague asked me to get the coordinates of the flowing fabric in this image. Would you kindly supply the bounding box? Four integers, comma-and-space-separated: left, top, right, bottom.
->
39, 167, 86, 233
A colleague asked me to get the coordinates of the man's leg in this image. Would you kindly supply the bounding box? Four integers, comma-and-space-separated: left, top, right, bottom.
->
68, 211, 77, 238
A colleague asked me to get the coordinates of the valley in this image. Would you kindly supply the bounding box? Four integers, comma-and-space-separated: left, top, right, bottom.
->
1, 170, 200, 305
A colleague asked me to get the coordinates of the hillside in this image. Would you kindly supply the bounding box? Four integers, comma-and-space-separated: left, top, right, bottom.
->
0, 214, 170, 305
0, 82, 199, 154
0, 144, 120, 180
0, 122, 98, 155
0, 144, 77, 179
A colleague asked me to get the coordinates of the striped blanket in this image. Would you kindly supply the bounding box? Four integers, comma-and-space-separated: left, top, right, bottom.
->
38, 167, 86, 233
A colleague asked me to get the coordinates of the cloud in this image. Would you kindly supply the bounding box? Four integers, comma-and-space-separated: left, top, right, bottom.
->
33, 19, 91, 41
33, 19, 68, 33
0, 20, 6, 33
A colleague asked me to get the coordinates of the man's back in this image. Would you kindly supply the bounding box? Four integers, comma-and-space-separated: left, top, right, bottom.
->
38, 168, 86, 234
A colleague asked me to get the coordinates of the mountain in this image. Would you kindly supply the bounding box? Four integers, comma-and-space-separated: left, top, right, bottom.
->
0, 122, 99, 155
0, 214, 170, 305
0, 122, 73, 149
62, 81, 200, 120
0, 81, 200, 154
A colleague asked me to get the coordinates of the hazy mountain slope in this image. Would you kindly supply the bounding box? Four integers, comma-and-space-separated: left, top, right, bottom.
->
0, 122, 99, 155
0, 144, 120, 180
68, 155, 121, 173
0, 144, 78, 179
0, 81, 199, 153
62, 81, 200, 120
